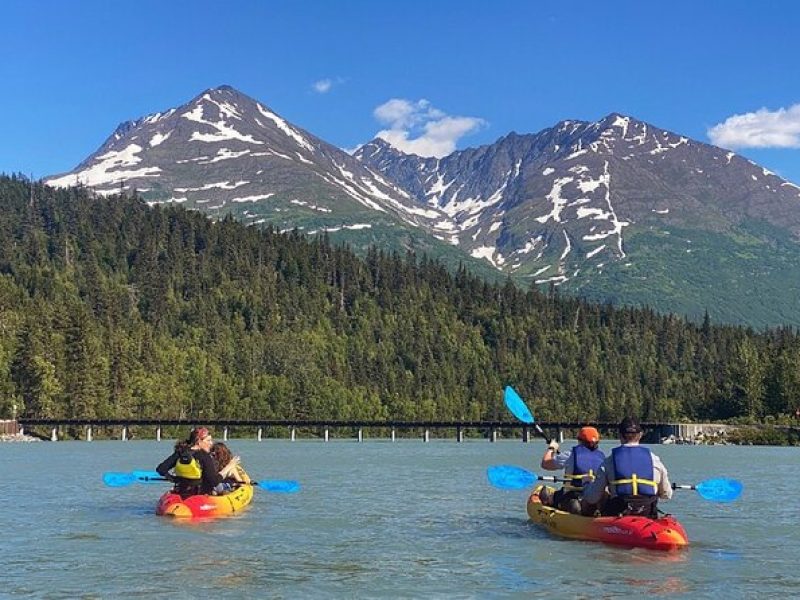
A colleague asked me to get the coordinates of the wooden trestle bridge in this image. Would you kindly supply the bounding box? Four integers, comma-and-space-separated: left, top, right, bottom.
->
10, 418, 692, 443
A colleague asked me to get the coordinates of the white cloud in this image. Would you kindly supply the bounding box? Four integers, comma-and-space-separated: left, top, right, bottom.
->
708, 104, 800, 148
371, 98, 486, 157
313, 79, 333, 93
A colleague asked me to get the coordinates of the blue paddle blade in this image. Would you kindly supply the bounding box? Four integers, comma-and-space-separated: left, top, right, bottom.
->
695, 478, 743, 502
487, 465, 537, 490
257, 480, 300, 493
503, 386, 534, 424
102, 472, 136, 487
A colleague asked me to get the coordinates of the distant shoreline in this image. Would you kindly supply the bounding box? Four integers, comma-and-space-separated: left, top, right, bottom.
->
0, 433, 40, 443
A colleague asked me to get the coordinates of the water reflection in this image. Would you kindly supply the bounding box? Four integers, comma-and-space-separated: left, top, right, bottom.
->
623, 576, 690, 595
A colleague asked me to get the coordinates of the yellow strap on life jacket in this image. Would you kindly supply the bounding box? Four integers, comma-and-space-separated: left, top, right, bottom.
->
563, 469, 595, 492
610, 473, 657, 495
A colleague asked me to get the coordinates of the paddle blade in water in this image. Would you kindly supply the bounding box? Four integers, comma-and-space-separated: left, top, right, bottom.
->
102, 472, 136, 487
257, 480, 300, 493
487, 465, 537, 490
695, 478, 743, 502
503, 386, 534, 424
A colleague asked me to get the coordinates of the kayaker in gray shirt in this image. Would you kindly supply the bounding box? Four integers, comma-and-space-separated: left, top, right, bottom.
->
582, 416, 672, 517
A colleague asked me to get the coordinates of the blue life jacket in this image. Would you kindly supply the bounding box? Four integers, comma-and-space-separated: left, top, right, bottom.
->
610, 446, 657, 496
563, 445, 605, 491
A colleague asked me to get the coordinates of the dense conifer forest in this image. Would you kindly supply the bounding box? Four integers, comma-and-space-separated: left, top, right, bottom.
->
1, 174, 798, 425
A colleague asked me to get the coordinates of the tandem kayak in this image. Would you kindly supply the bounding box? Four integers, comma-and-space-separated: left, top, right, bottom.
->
526, 485, 688, 551
156, 482, 254, 518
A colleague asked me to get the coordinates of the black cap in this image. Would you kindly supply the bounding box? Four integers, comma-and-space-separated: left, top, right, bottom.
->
618, 416, 642, 435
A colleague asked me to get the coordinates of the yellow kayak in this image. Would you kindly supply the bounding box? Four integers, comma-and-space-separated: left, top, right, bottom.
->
527, 485, 688, 551
156, 478, 254, 518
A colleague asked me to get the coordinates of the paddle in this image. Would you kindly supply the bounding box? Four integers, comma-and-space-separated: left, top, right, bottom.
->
503, 385, 553, 445
487, 465, 743, 502
672, 478, 743, 502
486, 465, 565, 490
102, 471, 301, 493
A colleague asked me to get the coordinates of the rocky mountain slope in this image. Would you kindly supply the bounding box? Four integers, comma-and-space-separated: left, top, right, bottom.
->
45, 86, 494, 277
356, 114, 800, 326
45, 87, 800, 326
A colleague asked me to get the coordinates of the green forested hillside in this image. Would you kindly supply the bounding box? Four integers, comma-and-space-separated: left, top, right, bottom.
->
1, 175, 798, 424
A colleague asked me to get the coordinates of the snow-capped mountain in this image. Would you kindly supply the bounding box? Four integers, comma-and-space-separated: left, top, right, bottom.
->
46, 86, 457, 241
44, 87, 800, 325
356, 113, 800, 285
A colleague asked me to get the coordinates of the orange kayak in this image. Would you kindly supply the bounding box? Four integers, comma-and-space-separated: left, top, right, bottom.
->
527, 485, 688, 551
156, 483, 254, 518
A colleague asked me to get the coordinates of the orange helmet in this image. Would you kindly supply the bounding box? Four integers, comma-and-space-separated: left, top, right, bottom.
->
578, 426, 600, 444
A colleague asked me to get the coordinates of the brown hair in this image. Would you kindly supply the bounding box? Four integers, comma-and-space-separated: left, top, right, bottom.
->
174, 427, 209, 452
211, 441, 234, 469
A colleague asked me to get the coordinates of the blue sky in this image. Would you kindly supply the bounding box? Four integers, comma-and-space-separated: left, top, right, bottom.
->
2, 0, 799, 183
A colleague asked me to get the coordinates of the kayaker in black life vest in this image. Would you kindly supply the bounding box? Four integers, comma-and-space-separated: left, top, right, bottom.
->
156, 427, 223, 498
539, 426, 605, 515
582, 416, 673, 517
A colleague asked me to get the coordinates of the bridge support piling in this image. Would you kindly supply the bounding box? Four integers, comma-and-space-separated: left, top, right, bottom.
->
86, 426, 92, 442
457, 426, 464, 443
51, 427, 57, 441
490, 428, 497, 442
122, 426, 128, 441
223, 427, 229, 441
324, 428, 329, 442
257, 427, 263, 441
290, 427, 296, 442
522, 427, 529, 443
558, 429, 564, 443
156, 427, 162, 442
391, 427, 396, 442
423, 429, 430, 443
357, 428, 363, 443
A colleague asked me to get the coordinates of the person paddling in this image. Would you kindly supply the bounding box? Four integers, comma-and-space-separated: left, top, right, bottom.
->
539, 426, 605, 515
582, 416, 672, 517
156, 427, 223, 498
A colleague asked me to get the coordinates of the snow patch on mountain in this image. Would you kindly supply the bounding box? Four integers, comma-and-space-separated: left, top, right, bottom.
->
46, 144, 162, 188
256, 104, 315, 152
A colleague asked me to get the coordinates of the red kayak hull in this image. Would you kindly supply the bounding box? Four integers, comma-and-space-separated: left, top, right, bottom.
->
156, 484, 253, 518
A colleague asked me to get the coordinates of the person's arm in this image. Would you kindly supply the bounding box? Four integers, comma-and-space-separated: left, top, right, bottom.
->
156, 452, 178, 478
540, 442, 565, 470
219, 456, 241, 479
235, 464, 251, 484
198, 452, 223, 488
652, 454, 673, 500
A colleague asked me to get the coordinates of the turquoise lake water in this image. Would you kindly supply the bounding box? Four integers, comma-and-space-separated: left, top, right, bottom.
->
0, 439, 795, 598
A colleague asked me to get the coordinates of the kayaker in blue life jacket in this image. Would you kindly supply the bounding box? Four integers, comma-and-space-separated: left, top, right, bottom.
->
156, 427, 223, 498
539, 426, 605, 515
582, 416, 672, 517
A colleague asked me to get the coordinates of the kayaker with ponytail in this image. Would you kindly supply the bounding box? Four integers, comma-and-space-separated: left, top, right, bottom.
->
156, 427, 223, 498
538, 426, 605, 515
582, 416, 672, 517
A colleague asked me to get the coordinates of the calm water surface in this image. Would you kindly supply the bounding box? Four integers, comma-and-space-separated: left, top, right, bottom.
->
0, 439, 795, 598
